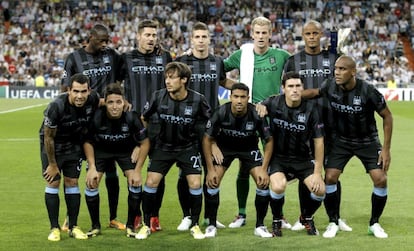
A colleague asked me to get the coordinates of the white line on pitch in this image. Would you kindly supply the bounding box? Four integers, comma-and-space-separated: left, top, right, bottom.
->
0, 138, 37, 142
0, 103, 47, 114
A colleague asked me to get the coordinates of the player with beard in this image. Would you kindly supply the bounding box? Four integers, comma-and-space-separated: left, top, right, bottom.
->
41, 73, 99, 241
302, 55, 393, 239
60, 24, 125, 232
283, 20, 352, 233
120, 19, 173, 233
136, 62, 211, 240
175, 21, 234, 231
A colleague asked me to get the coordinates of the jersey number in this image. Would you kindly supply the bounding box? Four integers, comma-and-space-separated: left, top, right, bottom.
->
250, 150, 262, 161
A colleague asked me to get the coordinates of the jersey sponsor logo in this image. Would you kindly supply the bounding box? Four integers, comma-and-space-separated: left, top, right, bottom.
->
298, 68, 331, 77
82, 66, 112, 77
131, 65, 164, 73
98, 133, 130, 141
159, 113, 193, 125
254, 65, 277, 73
221, 128, 256, 137
272, 118, 306, 132
330, 101, 363, 113
191, 73, 218, 81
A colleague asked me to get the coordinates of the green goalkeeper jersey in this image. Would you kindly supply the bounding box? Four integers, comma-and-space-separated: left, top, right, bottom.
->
224, 47, 290, 103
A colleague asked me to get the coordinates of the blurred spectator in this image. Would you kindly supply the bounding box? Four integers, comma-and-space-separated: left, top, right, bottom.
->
0, 0, 412, 88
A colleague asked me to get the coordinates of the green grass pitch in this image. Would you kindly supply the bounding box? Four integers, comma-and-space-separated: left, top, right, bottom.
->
0, 99, 413, 251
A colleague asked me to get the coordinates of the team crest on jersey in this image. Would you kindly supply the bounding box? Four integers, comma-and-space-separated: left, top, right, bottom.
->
206, 120, 212, 129
246, 121, 254, 130
156, 56, 163, 65
103, 55, 110, 64
322, 59, 330, 67
184, 106, 193, 115
269, 56, 276, 64
210, 63, 217, 71
86, 107, 93, 115
353, 96, 361, 105
297, 113, 306, 123
121, 123, 129, 132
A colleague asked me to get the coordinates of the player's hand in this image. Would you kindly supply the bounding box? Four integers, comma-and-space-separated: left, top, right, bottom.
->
309, 173, 324, 193
211, 144, 224, 165
154, 43, 166, 56
256, 168, 269, 189
85, 167, 99, 189
43, 164, 60, 183
128, 170, 142, 187
131, 146, 140, 163
255, 104, 268, 118
377, 149, 391, 174
123, 99, 132, 112
206, 169, 219, 189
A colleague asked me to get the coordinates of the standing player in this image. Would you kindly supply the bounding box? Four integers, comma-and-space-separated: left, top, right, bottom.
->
203, 83, 273, 238
283, 19, 352, 232
259, 72, 326, 237
136, 62, 211, 240
302, 55, 393, 238
121, 19, 173, 232
40, 73, 99, 241
61, 23, 125, 231
83, 83, 150, 238
223, 16, 291, 229
175, 21, 234, 231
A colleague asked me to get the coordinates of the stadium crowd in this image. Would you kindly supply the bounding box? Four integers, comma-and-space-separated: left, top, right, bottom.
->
0, 0, 413, 88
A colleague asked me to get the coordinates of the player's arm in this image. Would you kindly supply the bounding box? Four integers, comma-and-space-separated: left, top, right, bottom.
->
378, 106, 393, 173
129, 138, 150, 187
83, 141, 99, 189
202, 134, 220, 189
309, 136, 325, 193
202, 134, 215, 172
43, 127, 60, 183
219, 78, 236, 90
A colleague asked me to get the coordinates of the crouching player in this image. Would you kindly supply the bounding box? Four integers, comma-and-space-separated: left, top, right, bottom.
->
83, 83, 150, 238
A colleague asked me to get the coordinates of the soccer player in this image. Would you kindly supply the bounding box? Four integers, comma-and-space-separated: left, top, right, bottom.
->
136, 62, 211, 240
202, 83, 273, 238
175, 21, 234, 231
40, 73, 99, 241
83, 83, 150, 238
121, 19, 173, 232
283, 20, 352, 232
259, 72, 326, 237
302, 55, 393, 238
223, 16, 291, 229
61, 23, 125, 231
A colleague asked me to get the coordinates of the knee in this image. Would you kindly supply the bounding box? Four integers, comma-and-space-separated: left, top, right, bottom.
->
324, 170, 340, 184
373, 174, 387, 187
64, 177, 78, 187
